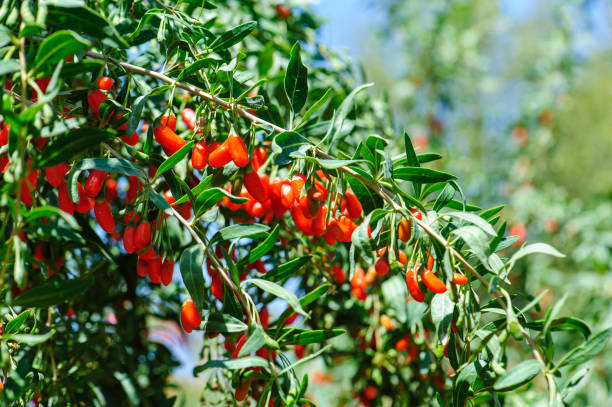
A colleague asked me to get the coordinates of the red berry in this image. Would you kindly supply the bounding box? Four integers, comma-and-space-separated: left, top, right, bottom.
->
244, 171, 268, 203
227, 134, 249, 167
375, 257, 389, 277
181, 298, 201, 333
74, 183, 91, 213
154, 125, 185, 156
94, 201, 115, 233
191, 141, 209, 170
136, 258, 148, 277
84, 170, 106, 198
45, 162, 69, 188
123, 226, 136, 254
161, 259, 174, 286
58, 182, 74, 215
406, 266, 425, 302
181, 108, 196, 130
208, 140, 232, 168
344, 190, 363, 219
97, 76, 113, 90
134, 221, 152, 250
421, 269, 447, 294
160, 113, 176, 131
148, 256, 162, 284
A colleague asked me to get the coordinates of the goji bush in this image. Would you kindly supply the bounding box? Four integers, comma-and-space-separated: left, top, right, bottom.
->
0, 1, 610, 406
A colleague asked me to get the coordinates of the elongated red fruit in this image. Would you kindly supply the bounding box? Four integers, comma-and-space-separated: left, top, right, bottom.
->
97, 76, 113, 90
235, 380, 250, 402
398, 218, 411, 242
121, 131, 139, 145
290, 203, 313, 236
227, 134, 249, 167
94, 201, 115, 233
290, 173, 306, 198
181, 298, 201, 333
406, 266, 425, 302
74, 183, 92, 213
422, 269, 447, 294
58, 182, 74, 214
191, 141, 209, 170
136, 258, 148, 277
231, 334, 247, 358
160, 113, 176, 131
311, 204, 327, 236
452, 272, 468, 285
211, 271, 224, 300
135, 221, 152, 250
244, 171, 268, 203
148, 256, 162, 284
85, 170, 106, 197
138, 246, 156, 260
123, 226, 136, 253
181, 108, 196, 130
161, 259, 174, 286
45, 162, 69, 188
208, 140, 232, 168
345, 190, 363, 219
375, 257, 389, 277
280, 180, 294, 208
154, 125, 185, 156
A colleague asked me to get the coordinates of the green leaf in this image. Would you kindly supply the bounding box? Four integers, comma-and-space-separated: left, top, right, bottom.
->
524, 317, 591, 339
150, 191, 172, 214
447, 212, 497, 236
265, 255, 311, 282
194, 187, 247, 216
299, 284, 331, 307
493, 360, 542, 392
285, 42, 309, 114
34, 30, 90, 72
431, 293, 454, 336
46, 5, 128, 49
154, 141, 194, 179
453, 360, 485, 407
211, 224, 270, 244
239, 326, 266, 357
0, 60, 21, 76
25, 206, 79, 229
393, 167, 456, 183
204, 312, 248, 333
557, 327, 612, 369
433, 184, 455, 212
244, 225, 279, 264
296, 88, 333, 128
303, 157, 366, 169
510, 243, 565, 264
126, 94, 148, 135
272, 131, 312, 166
5, 309, 30, 334
37, 128, 116, 169
193, 356, 269, 375
245, 278, 307, 316
209, 21, 257, 51
404, 131, 420, 167
7, 330, 55, 345
179, 245, 206, 311
480, 205, 504, 220
70, 157, 145, 177
279, 328, 345, 345
12, 278, 94, 308
325, 83, 372, 147
452, 226, 490, 269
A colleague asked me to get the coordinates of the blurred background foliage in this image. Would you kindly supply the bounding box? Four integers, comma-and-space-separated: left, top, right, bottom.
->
298, 0, 612, 405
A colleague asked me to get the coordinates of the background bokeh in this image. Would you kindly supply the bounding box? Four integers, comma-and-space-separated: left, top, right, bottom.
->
292, 0, 612, 405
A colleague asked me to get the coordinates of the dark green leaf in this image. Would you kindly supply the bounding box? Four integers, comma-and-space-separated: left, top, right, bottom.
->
296, 88, 333, 128
209, 21, 257, 51
5, 309, 30, 334
279, 328, 345, 345
12, 278, 94, 308
154, 141, 194, 179
285, 42, 309, 113
404, 131, 420, 167
204, 312, 248, 333
8, 330, 55, 345
346, 173, 384, 214
34, 30, 90, 72
265, 255, 311, 282
245, 278, 306, 316
394, 167, 456, 183
239, 326, 266, 357
211, 224, 270, 244
244, 225, 279, 264
272, 131, 312, 165
37, 128, 116, 169
179, 245, 206, 311
193, 356, 269, 375
299, 284, 331, 307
